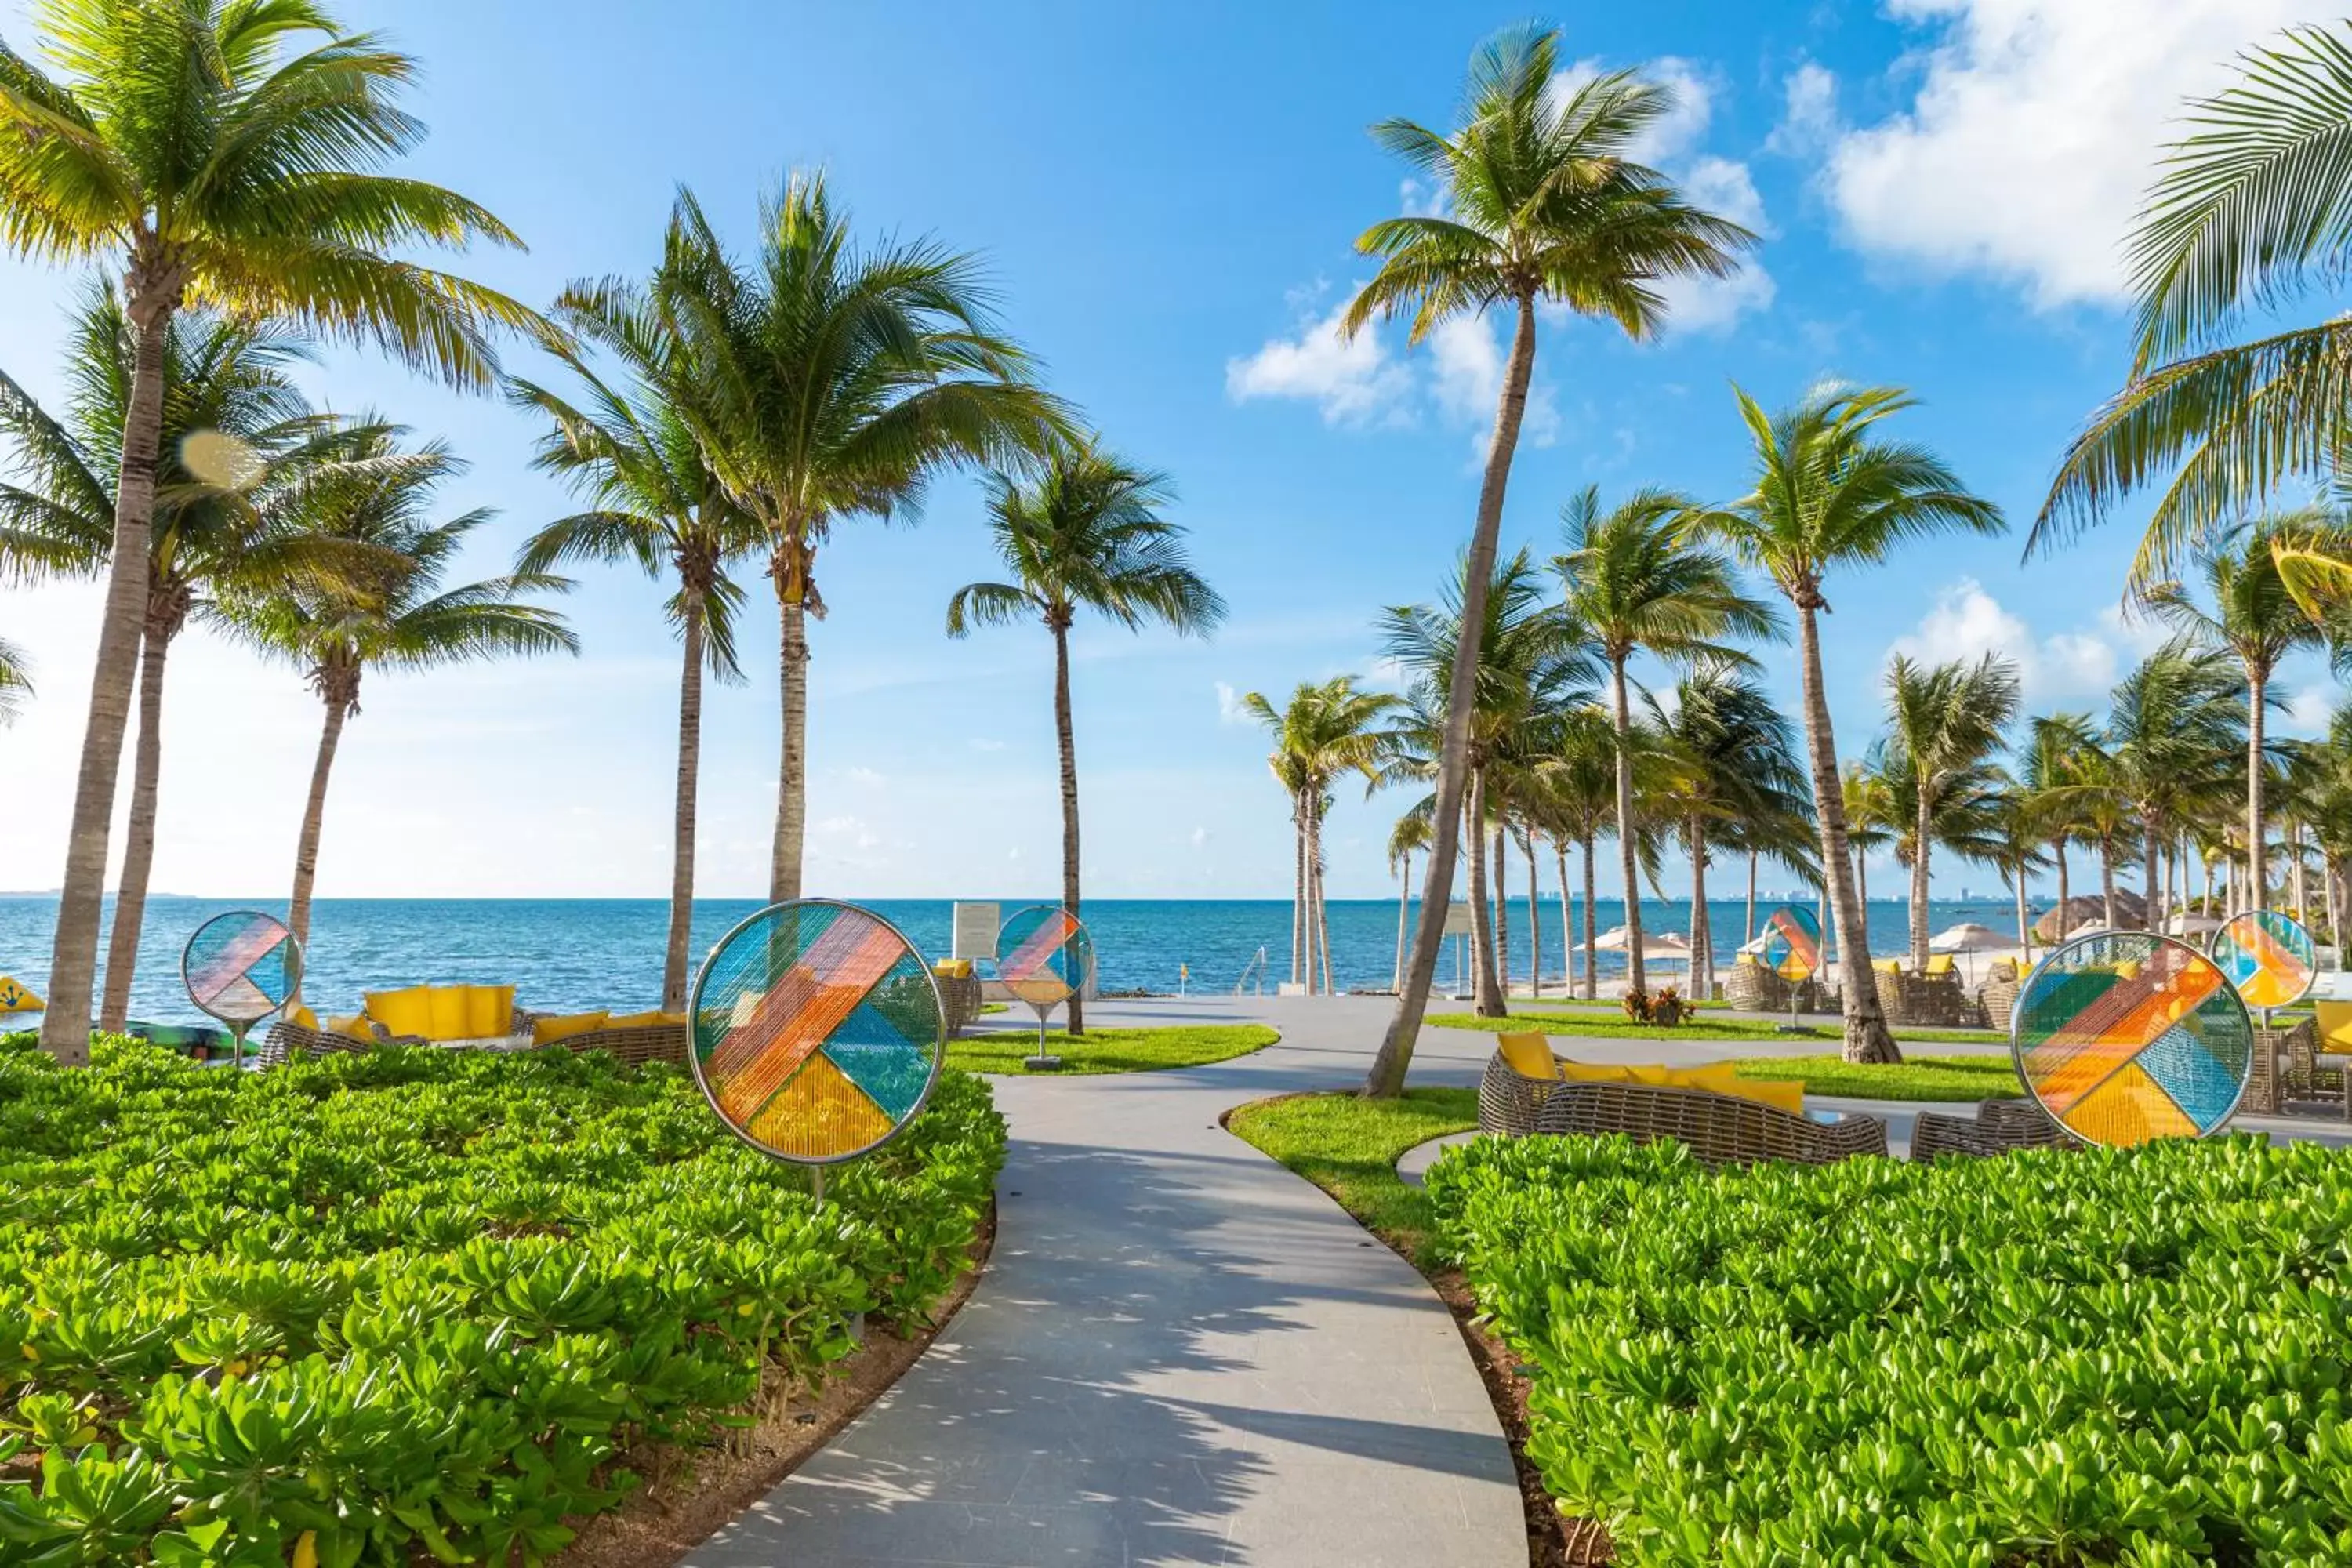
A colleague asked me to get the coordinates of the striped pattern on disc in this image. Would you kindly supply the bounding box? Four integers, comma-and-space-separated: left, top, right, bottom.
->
688, 900, 945, 1164
2209, 910, 2317, 1011
1759, 904, 1821, 983
2012, 932, 2253, 1146
182, 912, 299, 1026
993, 904, 1095, 1011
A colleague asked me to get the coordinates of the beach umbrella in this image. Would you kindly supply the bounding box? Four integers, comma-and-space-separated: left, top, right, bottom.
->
1594, 926, 1692, 962
0, 975, 42, 1018
2165, 912, 2223, 936
1929, 922, 2015, 953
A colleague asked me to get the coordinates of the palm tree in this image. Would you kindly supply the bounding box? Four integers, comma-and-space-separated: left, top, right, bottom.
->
2100, 643, 2248, 931
1, 0, 541, 1063
1348, 26, 1755, 1095
0, 638, 27, 725
1245, 678, 1396, 996
1378, 549, 1596, 1017
1555, 486, 1782, 996
213, 430, 577, 951
1387, 810, 1435, 993
2141, 517, 2346, 911
510, 305, 766, 1011
2035, 25, 2352, 588
1684, 384, 2005, 1063
1525, 704, 1619, 999
0, 287, 365, 1027
949, 443, 1225, 1032
2023, 713, 2100, 943
1864, 727, 2008, 961
1841, 760, 1899, 920
1982, 775, 2050, 962
641, 179, 1069, 905
1882, 653, 2021, 966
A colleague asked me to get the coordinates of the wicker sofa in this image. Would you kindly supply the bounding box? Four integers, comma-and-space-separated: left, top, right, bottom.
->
1873, 963, 1989, 1029
1724, 956, 1820, 1014
1908, 1097, 2067, 1160
933, 962, 983, 1036
261, 996, 690, 1069
1478, 1044, 1886, 1165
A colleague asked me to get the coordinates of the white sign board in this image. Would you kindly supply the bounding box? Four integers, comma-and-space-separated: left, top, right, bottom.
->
1442, 901, 1475, 937
952, 902, 1001, 962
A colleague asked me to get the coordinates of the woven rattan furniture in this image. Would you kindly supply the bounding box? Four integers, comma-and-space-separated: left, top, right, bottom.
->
935, 969, 982, 1036
1725, 960, 1819, 1014
549, 1019, 688, 1068
2240, 1022, 2298, 1115
1979, 965, 2023, 1033
1909, 1097, 2068, 1160
1876, 967, 1988, 1029
2278, 1018, 2346, 1119
1530, 1080, 1888, 1166
1478, 1049, 1563, 1136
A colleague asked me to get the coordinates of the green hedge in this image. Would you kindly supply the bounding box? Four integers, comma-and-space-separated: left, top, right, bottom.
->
1429, 1133, 2352, 1566
0, 1035, 1004, 1566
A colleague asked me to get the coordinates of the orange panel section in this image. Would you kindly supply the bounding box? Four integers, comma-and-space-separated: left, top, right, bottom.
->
710, 921, 908, 1125
2027, 1033, 2142, 1112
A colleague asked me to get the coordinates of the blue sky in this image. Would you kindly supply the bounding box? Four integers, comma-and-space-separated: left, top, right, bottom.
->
0, 0, 2339, 906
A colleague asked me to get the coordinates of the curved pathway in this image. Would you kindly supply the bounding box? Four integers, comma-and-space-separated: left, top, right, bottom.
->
686, 996, 1518, 1568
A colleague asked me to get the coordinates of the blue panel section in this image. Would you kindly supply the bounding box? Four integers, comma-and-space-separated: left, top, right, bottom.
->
822, 1033, 931, 1123
2136, 1022, 2243, 1131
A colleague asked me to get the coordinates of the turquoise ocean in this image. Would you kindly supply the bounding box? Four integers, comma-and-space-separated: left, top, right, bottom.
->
0, 894, 2025, 1027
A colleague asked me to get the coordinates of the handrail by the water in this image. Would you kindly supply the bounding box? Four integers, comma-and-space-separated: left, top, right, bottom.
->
1232, 946, 1267, 996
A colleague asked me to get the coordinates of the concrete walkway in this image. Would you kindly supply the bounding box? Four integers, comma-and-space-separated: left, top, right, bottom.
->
686, 996, 1519, 1568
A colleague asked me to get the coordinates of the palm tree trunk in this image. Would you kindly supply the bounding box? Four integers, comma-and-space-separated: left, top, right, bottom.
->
100, 619, 172, 1030
288, 693, 353, 956
662, 593, 708, 1012
2054, 841, 2071, 942
1910, 788, 1933, 970
1687, 818, 1709, 1001
2100, 838, 2118, 929
1581, 832, 1599, 1000
772, 587, 811, 903
1525, 838, 1541, 999
1392, 851, 1410, 993
1855, 846, 1868, 915
2326, 853, 2341, 945
1491, 823, 1509, 1003
2013, 869, 2031, 964
1745, 850, 1759, 943
1609, 652, 1646, 997
1466, 770, 1504, 1016
42, 288, 176, 1065
1794, 601, 1897, 1063
1555, 840, 1573, 994
2292, 822, 2309, 923
2141, 816, 2162, 934
2248, 667, 2267, 911
1051, 622, 1086, 1033
1367, 290, 1539, 1094
1314, 809, 1334, 997
1290, 793, 1306, 985
2201, 849, 2213, 920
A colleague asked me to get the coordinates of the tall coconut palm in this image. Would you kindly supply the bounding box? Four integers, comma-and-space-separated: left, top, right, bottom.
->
1245, 677, 1397, 996
642, 179, 1069, 906
2035, 25, 2352, 587
2141, 517, 2347, 910
1378, 549, 1596, 1017
0, 638, 27, 724
1555, 485, 1782, 995
2100, 642, 2248, 931
2023, 712, 2100, 943
1882, 652, 2020, 966
0, 0, 542, 1062
1840, 760, 1899, 921
1387, 809, 1435, 993
1982, 773, 2050, 962
1684, 384, 2005, 1063
1347, 27, 1755, 1094
212, 430, 577, 951
1527, 703, 1621, 999
1864, 728, 2008, 960
510, 305, 766, 1011
949, 443, 1225, 1032
0, 288, 367, 1027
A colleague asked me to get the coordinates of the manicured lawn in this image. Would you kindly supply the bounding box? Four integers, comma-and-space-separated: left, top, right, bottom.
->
1726, 1052, 2023, 1102
1225, 1088, 1479, 1265
1433, 1008, 2009, 1047
946, 1022, 1277, 1076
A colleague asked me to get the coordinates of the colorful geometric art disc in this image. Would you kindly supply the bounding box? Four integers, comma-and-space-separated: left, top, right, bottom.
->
687, 900, 945, 1166
1758, 904, 1822, 983
180, 911, 300, 1027
2012, 931, 2253, 1146
991, 904, 1096, 1014
2209, 910, 2317, 1011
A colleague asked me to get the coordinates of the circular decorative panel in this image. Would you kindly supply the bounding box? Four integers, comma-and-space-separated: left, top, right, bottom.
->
1758, 904, 1822, 983
688, 901, 944, 1166
992, 904, 1096, 1012
181, 911, 300, 1029
2012, 932, 2253, 1146
2209, 910, 2317, 1011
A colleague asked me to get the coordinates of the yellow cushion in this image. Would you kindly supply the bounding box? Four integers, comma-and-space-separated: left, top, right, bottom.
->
1495, 1032, 1558, 1080
1669, 1062, 1740, 1094
1923, 954, 1955, 977
365, 985, 435, 1039
424, 986, 470, 1041
1625, 1063, 1675, 1087
607, 1010, 686, 1031
532, 1010, 612, 1046
1873, 958, 1902, 975
466, 985, 516, 1036
2316, 1001, 2352, 1054
2113, 960, 2142, 982
1735, 952, 1759, 967
288, 1004, 318, 1033
934, 959, 975, 979
1555, 1058, 1635, 1084
1726, 1076, 1807, 1116
325, 1013, 376, 1044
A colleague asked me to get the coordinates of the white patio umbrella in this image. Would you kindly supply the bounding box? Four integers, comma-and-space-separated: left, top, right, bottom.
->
2165, 911, 2223, 936
1594, 926, 1692, 963
1928, 922, 2016, 953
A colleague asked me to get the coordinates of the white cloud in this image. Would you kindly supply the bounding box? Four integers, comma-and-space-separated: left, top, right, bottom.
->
1215, 681, 1248, 724
1559, 55, 1715, 165
1766, 61, 1840, 157
844, 765, 885, 787
1823, 0, 2326, 306
2282, 684, 2336, 736
1225, 297, 1414, 426
1399, 176, 1446, 218
1428, 314, 1561, 457
1683, 154, 1769, 234
1889, 577, 2122, 700
1189, 826, 1210, 848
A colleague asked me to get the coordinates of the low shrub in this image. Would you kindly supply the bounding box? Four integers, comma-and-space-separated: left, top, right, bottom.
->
0, 1034, 1004, 1566
1429, 1132, 2352, 1565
